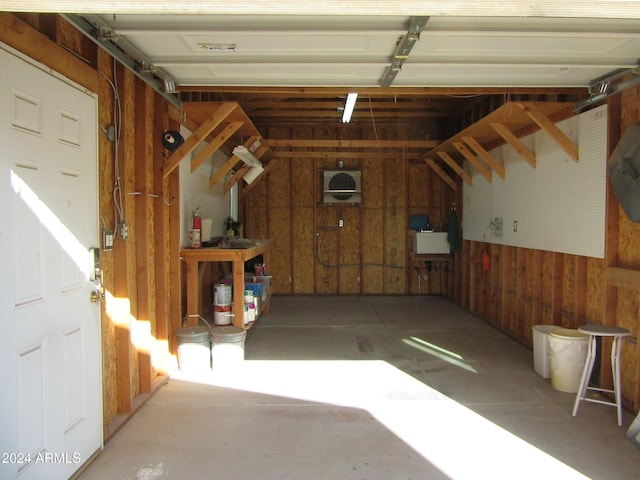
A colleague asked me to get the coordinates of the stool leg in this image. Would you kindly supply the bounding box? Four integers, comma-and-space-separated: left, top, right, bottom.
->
573, 335, 596, 417
611, 336, 623, 426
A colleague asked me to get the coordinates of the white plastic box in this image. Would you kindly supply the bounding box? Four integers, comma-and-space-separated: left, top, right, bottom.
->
411, 231, 450, 254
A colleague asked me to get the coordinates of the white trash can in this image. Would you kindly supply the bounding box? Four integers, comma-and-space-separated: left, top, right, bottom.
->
532, 325, 558, 378
548, 328, 588, 393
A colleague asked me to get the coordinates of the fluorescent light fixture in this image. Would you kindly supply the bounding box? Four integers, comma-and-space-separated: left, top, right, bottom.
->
233, 146, 262, 167
243, 165, 264, 184
342, 93, 358, 123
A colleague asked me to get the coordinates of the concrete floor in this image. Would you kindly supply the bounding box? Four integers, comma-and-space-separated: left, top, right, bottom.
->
80, 296, 640, 480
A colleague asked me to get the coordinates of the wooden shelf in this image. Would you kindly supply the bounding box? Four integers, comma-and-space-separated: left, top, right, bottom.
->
422, 101, 578, 189
182, 240, 272, 328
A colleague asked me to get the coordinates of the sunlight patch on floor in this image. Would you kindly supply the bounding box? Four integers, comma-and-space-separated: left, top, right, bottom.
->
172, 360, 589, 480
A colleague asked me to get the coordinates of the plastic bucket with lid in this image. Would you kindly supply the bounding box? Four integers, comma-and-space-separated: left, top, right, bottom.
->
548, 328, 588, 393
176, 326, 211, 372
532, 324, 558, 378
211, 326, 246, 371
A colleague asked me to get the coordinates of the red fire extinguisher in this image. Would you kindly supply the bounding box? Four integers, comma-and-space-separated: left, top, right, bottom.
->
190, 207, 202, 248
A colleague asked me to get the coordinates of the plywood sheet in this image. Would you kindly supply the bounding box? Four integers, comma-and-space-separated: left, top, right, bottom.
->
267, 156, 290, 207
384, 156, 407, 209
362, 208, 384, 293
316, 207, 338, 294
291, 158, 314, 207
363, 159, 384, 208
269, 207, 292, 293
408, 164, 430, 209
339, 206, 361, 294
292, 207, 315, 294
384, 206, 406, 293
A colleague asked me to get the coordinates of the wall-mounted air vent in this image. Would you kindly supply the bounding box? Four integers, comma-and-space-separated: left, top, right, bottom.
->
323, 170, 361, 204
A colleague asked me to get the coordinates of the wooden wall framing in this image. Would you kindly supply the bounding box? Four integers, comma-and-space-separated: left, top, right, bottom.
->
6, 12, 639, 428
1, 13, 182, 436
244, 124, 456, 296
451, 89, 640, 413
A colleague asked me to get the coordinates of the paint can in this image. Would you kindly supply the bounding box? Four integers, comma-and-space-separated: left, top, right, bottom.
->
213, 304, 232, 326
213, 283, 232, 305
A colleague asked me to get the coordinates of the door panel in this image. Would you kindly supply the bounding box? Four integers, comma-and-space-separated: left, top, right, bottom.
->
0, 44, 101, 480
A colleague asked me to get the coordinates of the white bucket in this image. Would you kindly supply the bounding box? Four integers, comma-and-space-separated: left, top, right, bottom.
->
213, 304, 232, 326
211, 326, 246, 371
532, 325, 558, 378
549, 328, 588, 393
176, 326, 211, 371
214, 283, 232, 305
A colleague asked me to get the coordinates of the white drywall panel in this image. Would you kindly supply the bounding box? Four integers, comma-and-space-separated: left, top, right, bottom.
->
179, 127, 236, 246
463, 104, 607, 258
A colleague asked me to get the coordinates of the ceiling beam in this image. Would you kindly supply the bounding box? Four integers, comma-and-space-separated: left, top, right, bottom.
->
268, 139, 438, 148
274, 151, 424, 159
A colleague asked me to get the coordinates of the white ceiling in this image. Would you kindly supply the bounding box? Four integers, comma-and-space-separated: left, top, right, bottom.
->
91, 13, 640, 89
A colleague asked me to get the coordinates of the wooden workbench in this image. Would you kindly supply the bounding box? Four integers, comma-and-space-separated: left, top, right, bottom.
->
182, 239, 272, 328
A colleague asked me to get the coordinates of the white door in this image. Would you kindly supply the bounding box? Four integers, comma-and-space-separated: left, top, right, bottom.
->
0, 44, 102, 479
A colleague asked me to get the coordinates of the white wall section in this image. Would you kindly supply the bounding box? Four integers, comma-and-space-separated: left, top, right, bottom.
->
463, 104, 607, 258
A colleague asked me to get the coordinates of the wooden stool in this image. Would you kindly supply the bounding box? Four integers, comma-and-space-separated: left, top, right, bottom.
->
572, 324, 631, 426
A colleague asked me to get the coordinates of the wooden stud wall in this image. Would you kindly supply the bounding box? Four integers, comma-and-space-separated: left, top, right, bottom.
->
1, 14, 182, 436
8, 13, 640, 420
244, 125, 456, 296
452, 87, 640, 412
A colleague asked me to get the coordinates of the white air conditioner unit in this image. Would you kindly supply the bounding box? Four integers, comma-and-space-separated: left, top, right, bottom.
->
323, 170, 361, 204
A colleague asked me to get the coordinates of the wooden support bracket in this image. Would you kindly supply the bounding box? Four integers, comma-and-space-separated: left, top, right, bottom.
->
191, 121, 243, 172
517, 102, 578, 162
491, 122, 536, 168
607, 266, 640, 290
209, 135, 260, 189
162, 102, 239, 179
425, 158, 457, 190
437, 151, 472, 186
463, 136, 506, 179
453, 142, 492, 183
242, 159, 276, 197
